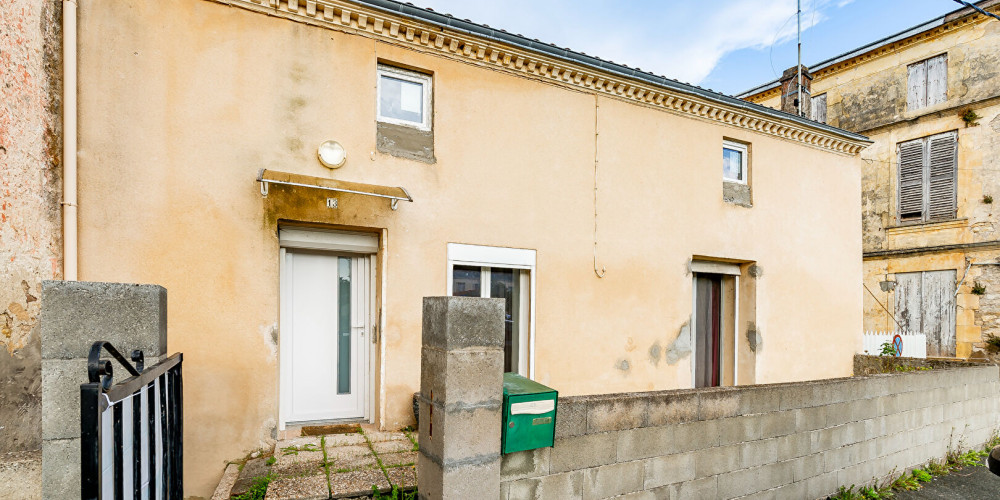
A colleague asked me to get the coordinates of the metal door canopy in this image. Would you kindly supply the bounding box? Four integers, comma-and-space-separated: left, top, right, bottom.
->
256, 168, 413, 210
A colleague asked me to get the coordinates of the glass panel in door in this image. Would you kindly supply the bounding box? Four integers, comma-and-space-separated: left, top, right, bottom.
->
337, 257, 351, 394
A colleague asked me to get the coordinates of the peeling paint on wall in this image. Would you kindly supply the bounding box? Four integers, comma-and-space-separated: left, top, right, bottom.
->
648, 340, 662, 366
260, 322, 278, 360
614, 359, 630, 373
664, 321, 691, 365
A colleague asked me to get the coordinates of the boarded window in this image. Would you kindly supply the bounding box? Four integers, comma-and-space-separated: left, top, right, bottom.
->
897, 131, 957, 223
810, 93, 827, 124
907, 54, 947, 111
894, 270, 956, 357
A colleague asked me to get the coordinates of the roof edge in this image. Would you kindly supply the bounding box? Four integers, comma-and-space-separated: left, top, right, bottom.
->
217, 0, 871, 151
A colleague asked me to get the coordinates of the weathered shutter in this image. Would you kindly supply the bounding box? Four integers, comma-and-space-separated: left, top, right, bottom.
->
907, 61, 927, 111
898, 139, 925, 221
811, 94, 827, 123
925, 54, 948, 107
894, 272, 922, 333
927, 132, 957, 220
920, 270, 956, 357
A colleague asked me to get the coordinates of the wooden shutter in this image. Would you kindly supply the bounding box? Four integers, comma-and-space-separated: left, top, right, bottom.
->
920, 270, 956, 357
927, 132, 957, 220
925, 54, 948, 107
907, 61, 926, 111
898, 139, 925, 221
811, 94, 827, 123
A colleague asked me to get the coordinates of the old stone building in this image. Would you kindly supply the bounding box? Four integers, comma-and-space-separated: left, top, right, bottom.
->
741, 0, 1000, 359
0, 0, 63, 490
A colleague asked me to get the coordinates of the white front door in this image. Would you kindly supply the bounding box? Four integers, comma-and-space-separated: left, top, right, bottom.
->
280, 250, 372, 423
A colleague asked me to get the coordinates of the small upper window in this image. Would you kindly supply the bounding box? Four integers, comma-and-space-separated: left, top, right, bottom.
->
377, 64, 432, 130
907, 54, 947, 111
723, 140, 748, 184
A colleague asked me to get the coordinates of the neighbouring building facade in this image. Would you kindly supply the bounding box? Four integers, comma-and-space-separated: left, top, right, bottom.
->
0, 0, 63, 465
5, 0, 870, 494
741, 0, 1000, 360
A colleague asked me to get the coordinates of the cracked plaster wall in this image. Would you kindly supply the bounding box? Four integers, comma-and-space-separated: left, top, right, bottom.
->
0, 0, 63, 455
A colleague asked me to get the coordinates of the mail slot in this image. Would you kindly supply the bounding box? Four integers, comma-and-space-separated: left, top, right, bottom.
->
502, 373, 558, 454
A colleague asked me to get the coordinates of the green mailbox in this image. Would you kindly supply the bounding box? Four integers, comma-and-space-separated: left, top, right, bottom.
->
502, 373, 558, 454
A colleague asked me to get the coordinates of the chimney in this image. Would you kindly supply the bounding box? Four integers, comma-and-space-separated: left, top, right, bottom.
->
779, 66, 813, 117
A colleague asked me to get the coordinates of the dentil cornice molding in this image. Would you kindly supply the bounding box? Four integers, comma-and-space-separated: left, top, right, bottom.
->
211, 0, 871, 155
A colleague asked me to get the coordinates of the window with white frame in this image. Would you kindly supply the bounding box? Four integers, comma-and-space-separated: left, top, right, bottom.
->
377, 64, 432, 130
447, 243, 535, 376
723, 140, 748, 184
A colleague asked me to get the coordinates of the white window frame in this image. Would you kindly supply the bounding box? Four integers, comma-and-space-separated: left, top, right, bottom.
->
376, 64, 432, 131
723, 140, 749, 184
446, 243, 536, 378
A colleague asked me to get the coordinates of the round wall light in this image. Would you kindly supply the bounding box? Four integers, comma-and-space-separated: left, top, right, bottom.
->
317, 140, 347, 169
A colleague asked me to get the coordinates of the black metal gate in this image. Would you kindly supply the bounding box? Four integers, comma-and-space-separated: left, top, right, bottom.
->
80, 341, 183, 499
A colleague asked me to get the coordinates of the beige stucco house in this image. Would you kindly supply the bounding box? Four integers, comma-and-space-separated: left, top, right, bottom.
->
3, 0, 872, 494
741, 0, 1000, 360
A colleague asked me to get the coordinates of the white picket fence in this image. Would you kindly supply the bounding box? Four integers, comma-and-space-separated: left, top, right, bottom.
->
861, 331, 927, 358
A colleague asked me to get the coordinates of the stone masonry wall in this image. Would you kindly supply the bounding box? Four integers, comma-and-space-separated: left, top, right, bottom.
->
500, 363, 1000, 499
0, 0, 63, 457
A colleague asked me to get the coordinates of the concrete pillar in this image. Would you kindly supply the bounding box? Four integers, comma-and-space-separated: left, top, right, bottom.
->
40, 281, 167, 499
417, 297, 505, 500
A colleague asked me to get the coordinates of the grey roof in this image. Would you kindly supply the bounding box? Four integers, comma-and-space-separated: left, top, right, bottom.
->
737, 0, 997, 98
353, 0, 870, 143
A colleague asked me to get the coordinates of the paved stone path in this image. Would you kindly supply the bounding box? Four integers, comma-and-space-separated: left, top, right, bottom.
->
220, 428, 417, 499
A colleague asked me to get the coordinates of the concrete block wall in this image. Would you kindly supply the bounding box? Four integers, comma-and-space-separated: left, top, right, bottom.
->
40, 281, 168, 499
500, 366, 1000, 499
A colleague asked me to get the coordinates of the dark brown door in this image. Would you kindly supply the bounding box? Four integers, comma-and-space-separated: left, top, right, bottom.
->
695, 275, 722, 388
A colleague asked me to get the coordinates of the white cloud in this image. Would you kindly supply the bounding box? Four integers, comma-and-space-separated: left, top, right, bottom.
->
406, 0, 848, 85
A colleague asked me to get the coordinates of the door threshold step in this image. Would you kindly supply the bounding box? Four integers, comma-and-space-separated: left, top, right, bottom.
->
301, 423, 362, 436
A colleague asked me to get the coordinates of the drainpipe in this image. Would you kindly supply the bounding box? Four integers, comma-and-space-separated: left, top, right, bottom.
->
63, 0, 78, 280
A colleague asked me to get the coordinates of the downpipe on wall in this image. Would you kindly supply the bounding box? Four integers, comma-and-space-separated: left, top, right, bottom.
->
63, 0, 78, 280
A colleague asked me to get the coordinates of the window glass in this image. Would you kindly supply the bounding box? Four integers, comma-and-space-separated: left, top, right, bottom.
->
723, 147, 744, 182
379, 75, 424, 125
452, 265, 481, 297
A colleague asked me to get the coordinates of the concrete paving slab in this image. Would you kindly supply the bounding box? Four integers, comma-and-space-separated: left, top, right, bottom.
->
264, 474, 329, 500
322, 433, 367, 447
329, 468, 390, 498
326, 444, 371, 461
387, 465, 418, 490
271, 449, 326, 478
380, 451, 418, 468
364, 430, 411, 443
277, 436, 322, 452
372, 439, 415, 455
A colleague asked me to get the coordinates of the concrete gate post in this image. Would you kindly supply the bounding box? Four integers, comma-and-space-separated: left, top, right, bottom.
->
40, 281, 168, 499
417, 296, 505, 500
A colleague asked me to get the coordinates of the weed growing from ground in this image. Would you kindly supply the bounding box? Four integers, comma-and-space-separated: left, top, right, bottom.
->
370, 485, 417, 499
230, 473, 272, 500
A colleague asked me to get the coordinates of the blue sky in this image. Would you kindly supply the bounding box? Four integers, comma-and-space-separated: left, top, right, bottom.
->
406, 0, 969, 96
